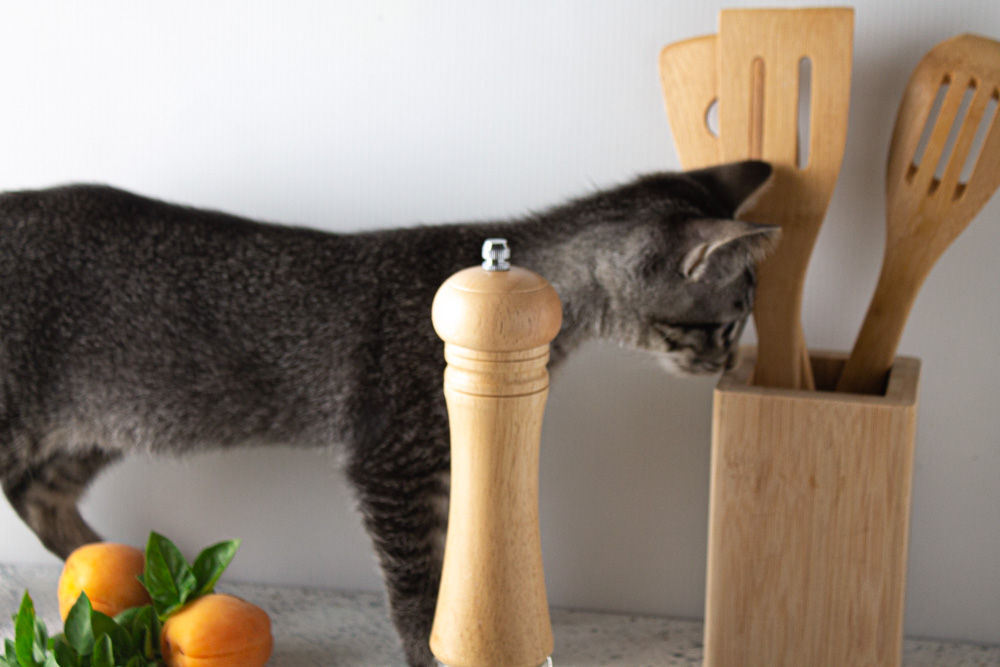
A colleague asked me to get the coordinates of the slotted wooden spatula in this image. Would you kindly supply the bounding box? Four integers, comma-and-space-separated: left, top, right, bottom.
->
718, 8, 854, 389
659, 34, 720, 170
660, 33, 816, 383
836, 34, 1000, 394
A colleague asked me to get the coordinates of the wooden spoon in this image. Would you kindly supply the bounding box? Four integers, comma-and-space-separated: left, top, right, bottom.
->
718, 8, 854, 390
659, 33, 815, 383
836, 34, 1000, 394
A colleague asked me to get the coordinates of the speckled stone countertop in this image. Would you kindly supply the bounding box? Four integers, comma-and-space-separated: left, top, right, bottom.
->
2, 562, 998, 666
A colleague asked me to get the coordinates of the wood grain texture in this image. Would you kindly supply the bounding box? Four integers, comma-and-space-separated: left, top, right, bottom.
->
658, 31, 814, 383
718, 8, 854, 390
430, 266, 562, 667
659, 34, 720, 170
705, 348, 919, 667
837, 34, 1000, 395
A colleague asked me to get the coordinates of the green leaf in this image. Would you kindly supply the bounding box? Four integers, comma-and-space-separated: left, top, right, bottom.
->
191, 539, 240, 596
124, 606, 159, 663
64, 593, 94, 657
110, 607, 143, 628
89, 612, 117, 643
13, 591, 32, 665
14, 591, 45, 666
33, 619, 48, 662
49, 637, 78, 667
90, 611, 132, 663
90, 635, 113, 667
4, 639, 16, 663
143, 627, 155, 662
143, 533, 197, 619
113, 606, 157, 663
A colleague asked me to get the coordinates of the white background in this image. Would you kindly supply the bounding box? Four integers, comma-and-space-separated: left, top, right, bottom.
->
1, 0, 998, 646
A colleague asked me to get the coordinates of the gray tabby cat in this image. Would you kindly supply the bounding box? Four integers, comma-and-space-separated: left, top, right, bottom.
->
0, 160, 776, 666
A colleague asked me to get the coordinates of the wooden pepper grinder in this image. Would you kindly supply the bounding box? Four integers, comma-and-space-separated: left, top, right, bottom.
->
429, 239, 562, 667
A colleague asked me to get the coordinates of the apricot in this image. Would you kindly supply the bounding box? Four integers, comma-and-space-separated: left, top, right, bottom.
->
160, 593, 273, 667
58, 542, 151, 620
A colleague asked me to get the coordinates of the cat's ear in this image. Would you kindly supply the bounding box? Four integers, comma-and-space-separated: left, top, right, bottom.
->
681, 220, 781, 281
686, 160, 773, 218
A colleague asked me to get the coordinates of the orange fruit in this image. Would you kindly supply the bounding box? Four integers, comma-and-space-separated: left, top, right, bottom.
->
58, 542, 151, 620
160, 593, 273, 667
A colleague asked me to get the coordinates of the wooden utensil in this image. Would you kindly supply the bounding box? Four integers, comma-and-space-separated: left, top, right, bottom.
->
659, 34, 720, 170
659, 33, 815, 382
718, 8, 854, 390
837, 34, 1000, 395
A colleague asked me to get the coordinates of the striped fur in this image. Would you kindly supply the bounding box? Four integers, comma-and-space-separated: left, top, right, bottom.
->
0, 161, 775, 666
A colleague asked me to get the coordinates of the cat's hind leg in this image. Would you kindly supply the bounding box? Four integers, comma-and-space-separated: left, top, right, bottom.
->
2, 448, 120, 559
349, 464, 450, 667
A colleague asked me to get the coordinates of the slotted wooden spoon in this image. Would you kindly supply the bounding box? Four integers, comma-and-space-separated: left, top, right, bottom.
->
718, 8, 854, 390
836, 34, 1000, 395
660, 34, 720, 170
659, 33, 815, 383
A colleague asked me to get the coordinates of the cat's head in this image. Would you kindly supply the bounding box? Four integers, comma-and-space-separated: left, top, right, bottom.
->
589, 160, 780, 375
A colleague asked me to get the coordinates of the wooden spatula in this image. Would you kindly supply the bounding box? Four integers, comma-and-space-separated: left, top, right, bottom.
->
718, 8, 854, 390
660, 35, 720, 170
660, 34, 817, 381
836, 34, 1000, 395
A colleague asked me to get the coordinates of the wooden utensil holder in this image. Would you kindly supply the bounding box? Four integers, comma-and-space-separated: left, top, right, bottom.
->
705, 348, 920, 667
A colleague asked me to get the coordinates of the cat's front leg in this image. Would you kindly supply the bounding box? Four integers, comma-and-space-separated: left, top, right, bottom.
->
348, 464, 450, 667
2, 448, 120, 559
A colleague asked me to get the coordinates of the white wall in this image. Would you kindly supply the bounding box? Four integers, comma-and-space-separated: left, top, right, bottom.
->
1, 0, 998, 646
